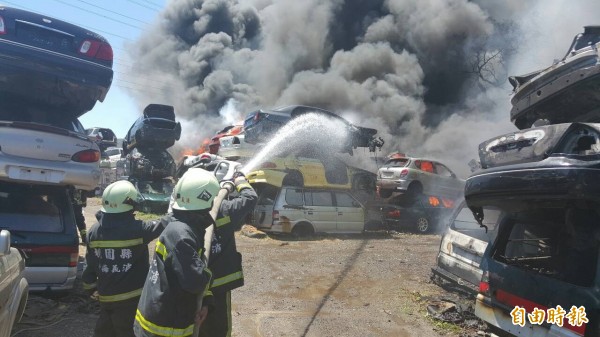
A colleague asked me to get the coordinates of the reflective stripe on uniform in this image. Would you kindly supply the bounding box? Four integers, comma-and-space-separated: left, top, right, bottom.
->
211, 271, 243, 288
215, 216, 231, 228
89, 238, 143, 248
82, 282, 97, 290
156, 240, 168, 259
99, 288, 143, 302
135, 310, 194, 337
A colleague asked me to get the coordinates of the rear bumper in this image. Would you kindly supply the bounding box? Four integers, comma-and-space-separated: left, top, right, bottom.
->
475, 295, 580, 337
431, 257, 479, 296
25, 266, 77, 291
0, 38, 112, 113
0, 153, 100, 190
376, 179, 409, 191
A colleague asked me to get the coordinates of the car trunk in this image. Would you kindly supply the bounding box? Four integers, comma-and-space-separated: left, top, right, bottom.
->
0, 121, 92, 162
378, 159, 410, 179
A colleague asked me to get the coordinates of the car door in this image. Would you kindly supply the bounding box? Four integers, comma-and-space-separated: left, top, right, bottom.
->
334, 192, 364, 232
303, 190, 337, 233
252, 185, 279, 230
0, 255, 10, 334
433, 162, 463, 197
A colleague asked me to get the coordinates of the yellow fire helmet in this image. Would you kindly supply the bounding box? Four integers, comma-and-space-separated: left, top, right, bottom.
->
101, 180, 139, 213
172, 168, 220, 211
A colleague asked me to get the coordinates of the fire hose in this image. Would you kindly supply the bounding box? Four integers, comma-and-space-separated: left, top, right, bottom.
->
192, 183, 232, 337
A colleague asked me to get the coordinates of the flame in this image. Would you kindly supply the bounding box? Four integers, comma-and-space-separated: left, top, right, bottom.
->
441, 198, 455, 208
428, 196, 440, 207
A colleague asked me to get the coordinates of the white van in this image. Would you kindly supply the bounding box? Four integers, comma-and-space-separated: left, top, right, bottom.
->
252, 185, 368, 236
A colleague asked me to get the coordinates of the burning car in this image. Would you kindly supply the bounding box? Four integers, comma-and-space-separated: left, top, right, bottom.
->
510, 26, 600, 129
0, 6, 113, 114
466, 122, 600, 337
208, 125, 243, 155
376, 153, 464, 199
123, 104, 181, 153
243, 105, 383, 155
373, 195, 458, 234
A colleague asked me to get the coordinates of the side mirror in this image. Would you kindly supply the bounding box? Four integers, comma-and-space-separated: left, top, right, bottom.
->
0, 230, 11, 257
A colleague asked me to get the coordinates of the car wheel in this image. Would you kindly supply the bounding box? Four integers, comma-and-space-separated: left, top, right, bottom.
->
292, 222, 314, 237
282, 171, 304, 187
363, 220, 382, 232
379, 188, 392, 198
406, 182, 423, 198
415, 217, 430, 233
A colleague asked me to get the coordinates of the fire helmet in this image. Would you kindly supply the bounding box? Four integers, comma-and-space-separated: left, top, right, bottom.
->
102, 180, 139, 213
172, 168, 220, 211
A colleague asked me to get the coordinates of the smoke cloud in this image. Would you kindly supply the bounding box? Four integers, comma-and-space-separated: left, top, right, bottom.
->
124, 0, 598, 177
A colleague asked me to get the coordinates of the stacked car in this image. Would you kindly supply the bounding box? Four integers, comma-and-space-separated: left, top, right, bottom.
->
461, 26, 600, 337
123, 104, 180, 213
0, 6, 113, 292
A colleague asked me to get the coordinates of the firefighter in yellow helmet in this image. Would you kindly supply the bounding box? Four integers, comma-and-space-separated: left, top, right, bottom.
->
82, 180, 167, 337
134, 168, 219, 337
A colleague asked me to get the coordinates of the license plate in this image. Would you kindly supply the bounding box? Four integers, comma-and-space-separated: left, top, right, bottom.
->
7, 166, 65, 184
381, 172, 394, 178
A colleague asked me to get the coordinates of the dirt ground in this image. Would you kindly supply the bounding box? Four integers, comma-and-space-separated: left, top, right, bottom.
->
12, 199, 481, 337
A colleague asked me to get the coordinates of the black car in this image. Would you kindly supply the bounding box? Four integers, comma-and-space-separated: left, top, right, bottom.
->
243, 105, 383, 155
0, 6, 113, 115
123, 104, 181, 153
466, 122, 600, 337
127, 148, 176, 181
367, 195, 456, 233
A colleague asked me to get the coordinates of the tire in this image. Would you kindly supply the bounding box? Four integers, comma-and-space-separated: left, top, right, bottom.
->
282, 171, 304, 187
363, 220, 382, 232
379, 188, 392, 198
415, 217, 431, 233
291, 222, 314, 237
406, 182, 423, 198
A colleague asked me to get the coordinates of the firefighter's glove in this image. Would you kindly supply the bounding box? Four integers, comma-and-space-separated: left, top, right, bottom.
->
79, 229, 87, 245
234, 176, 252, 192
220, 181, 235, 193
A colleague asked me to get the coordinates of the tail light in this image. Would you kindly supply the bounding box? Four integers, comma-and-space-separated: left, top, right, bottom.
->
387, 209, 401, 218
272, 210, 279, 222
72, 149, 100, 163
79, 40, 113, 61
479, 270, 490, 296
21, 245, 79, 267
260, 162, 277, 169
399, 169, 409, 178
0, 16, 5, 34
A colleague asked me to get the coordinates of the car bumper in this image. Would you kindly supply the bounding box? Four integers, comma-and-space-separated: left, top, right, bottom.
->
475, 295, 580, 337
431, 255, 480, 295
376, 179, 410, 191
0, 153, 100, 190
0, 38, 113, 114
25, 266, 77, 291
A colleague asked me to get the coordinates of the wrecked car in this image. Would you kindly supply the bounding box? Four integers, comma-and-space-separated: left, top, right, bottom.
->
123, 104, 181, 153
131, 178, 174, 214
245, 153, 377, 204
208, 125, 243, 155
176, 153, 241, 182
376, 153, 464, 199
251, 185, 370, 236
243, 105, 383, 155
466, 122, 600, 337
86, 127, 117, 152
431, 201, 500, 295
510, 26, 600, 129
127, 148, 175, 180
0, 6, 113, 114
217, 134, 257, 162
0, 99, 101, 191
0, 229, 28, 337
372, 195, 458, 234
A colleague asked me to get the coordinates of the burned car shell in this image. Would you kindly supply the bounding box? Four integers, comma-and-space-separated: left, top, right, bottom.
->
466, 122, 600, 337
123, 104, 181, 153
510, 26, 600, 129
0, 6, 113, 115
243, 105, 380, 155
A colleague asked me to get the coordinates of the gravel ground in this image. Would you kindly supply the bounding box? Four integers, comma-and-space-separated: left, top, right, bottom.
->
12, 198, 472, 337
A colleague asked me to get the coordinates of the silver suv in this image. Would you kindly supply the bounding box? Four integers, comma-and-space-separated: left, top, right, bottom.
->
0, 101, 101, 191
0, 230, 28, 337
376, 154, 464, 199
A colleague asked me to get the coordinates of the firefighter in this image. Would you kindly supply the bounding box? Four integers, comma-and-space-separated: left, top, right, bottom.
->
199, 171, 258, 337
82, 180, 166, 337
134, 168, 218, 337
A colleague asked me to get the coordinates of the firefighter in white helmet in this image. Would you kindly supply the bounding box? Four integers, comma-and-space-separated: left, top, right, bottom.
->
82, 180, 167, 337
134, 168, 218, 337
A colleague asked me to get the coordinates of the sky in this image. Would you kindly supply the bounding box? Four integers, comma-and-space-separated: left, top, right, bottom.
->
1, 0, 167, 138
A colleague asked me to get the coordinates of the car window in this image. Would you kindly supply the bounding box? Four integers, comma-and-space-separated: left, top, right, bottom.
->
285, 189, 304, 206
493, 207, 599, 287
434, 163, 454, 177
416, 160, 434, 173
386, 158, 409, 167
335, 192, 358, 208
306, 191, 333, 207
0, 187, 65, 233
451, 206, 500, 241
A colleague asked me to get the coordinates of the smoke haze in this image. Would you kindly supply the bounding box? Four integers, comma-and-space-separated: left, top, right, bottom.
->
124, 0, 599, 177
